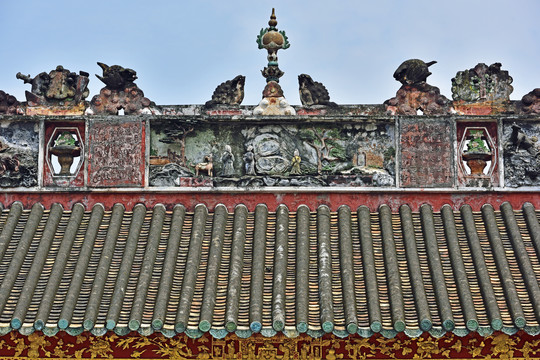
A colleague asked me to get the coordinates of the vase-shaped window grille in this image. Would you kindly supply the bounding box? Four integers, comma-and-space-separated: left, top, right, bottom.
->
47, 128, 83, 177
460, 127, 495, 176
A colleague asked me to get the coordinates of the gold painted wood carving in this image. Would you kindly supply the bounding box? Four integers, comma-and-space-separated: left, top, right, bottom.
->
0, 331, 539, 359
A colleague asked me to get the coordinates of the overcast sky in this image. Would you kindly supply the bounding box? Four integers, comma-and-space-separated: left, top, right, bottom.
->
0, 1, 538, 106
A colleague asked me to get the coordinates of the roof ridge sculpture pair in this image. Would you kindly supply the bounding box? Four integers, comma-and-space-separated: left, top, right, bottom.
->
14, 62, 153, 115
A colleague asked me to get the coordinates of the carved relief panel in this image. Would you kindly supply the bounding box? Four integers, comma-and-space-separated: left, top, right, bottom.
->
400, 118, 454, 188
149, 120, 396, 188
503, 121, 540, 187
0, 120, 38, 187
88, 119, 145, 187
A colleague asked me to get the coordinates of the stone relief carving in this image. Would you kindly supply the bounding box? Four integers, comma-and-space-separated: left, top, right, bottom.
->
0, 121, 38, 187
88, 120, 145, 187
243, 146, 256, 176
220, 145, 235, 177
289, 149, 302, 175
195, 155, 213, 176
149, 121, 395, 187
0, 143, 19, 175
503, 122, 540, 187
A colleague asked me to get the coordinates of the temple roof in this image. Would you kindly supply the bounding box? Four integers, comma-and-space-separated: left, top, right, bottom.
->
0, 201, 539, 339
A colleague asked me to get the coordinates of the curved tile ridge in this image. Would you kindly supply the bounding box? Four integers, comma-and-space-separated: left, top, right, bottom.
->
523, 203, 540, 258
225, 204, 248, 332
500, 202, 540, 325
0, 202, 23, 261
152, 204, 185, 330
400, 205, 432, 331
441, 205, 478, 331
0, 203, 44, 319
337, 206, 358, 334
379, 205, 405, 333
58, 203, 105, 329
357, 205, 382, 332
420, 204, 454, 331
482, 204, 525, 329
460, 204, 502, 330
35, 203, 86, 330
12, 203, 64, 330
522, 203, 540, 332
106, 204, 147, 331
317, 205, 334, 333
129, 204, 166, 331
83, 203, 125, 331
272, 205, 289, 332
199, 204, 228, 332
175, 204, 208, 333
295, 205, 310, 334
249, 204, 268, 333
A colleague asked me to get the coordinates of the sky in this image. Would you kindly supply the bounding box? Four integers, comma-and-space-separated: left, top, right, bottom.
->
0, 1, 538, 106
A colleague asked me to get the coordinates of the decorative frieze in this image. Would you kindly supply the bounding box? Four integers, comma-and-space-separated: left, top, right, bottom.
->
0, 331, 538, 359
0, 115, 538, 190
149, 119, 395, 188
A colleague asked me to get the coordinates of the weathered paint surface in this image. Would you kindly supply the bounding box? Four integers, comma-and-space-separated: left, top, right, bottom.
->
1, 191, 538, 212
88, 119, 145, 187
453, 101, 510, 115
0, 120, 38, 187
25, 103, 86, 116
0, 331, 539, 359
400, 118, 454, 188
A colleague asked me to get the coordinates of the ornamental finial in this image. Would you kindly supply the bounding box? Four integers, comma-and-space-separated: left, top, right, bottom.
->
253, 10, 296, 115
269, 8, 277, 28
256, 9, 290, 83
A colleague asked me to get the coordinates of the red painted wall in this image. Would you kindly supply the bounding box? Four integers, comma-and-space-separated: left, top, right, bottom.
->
1, 191, 538, 212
